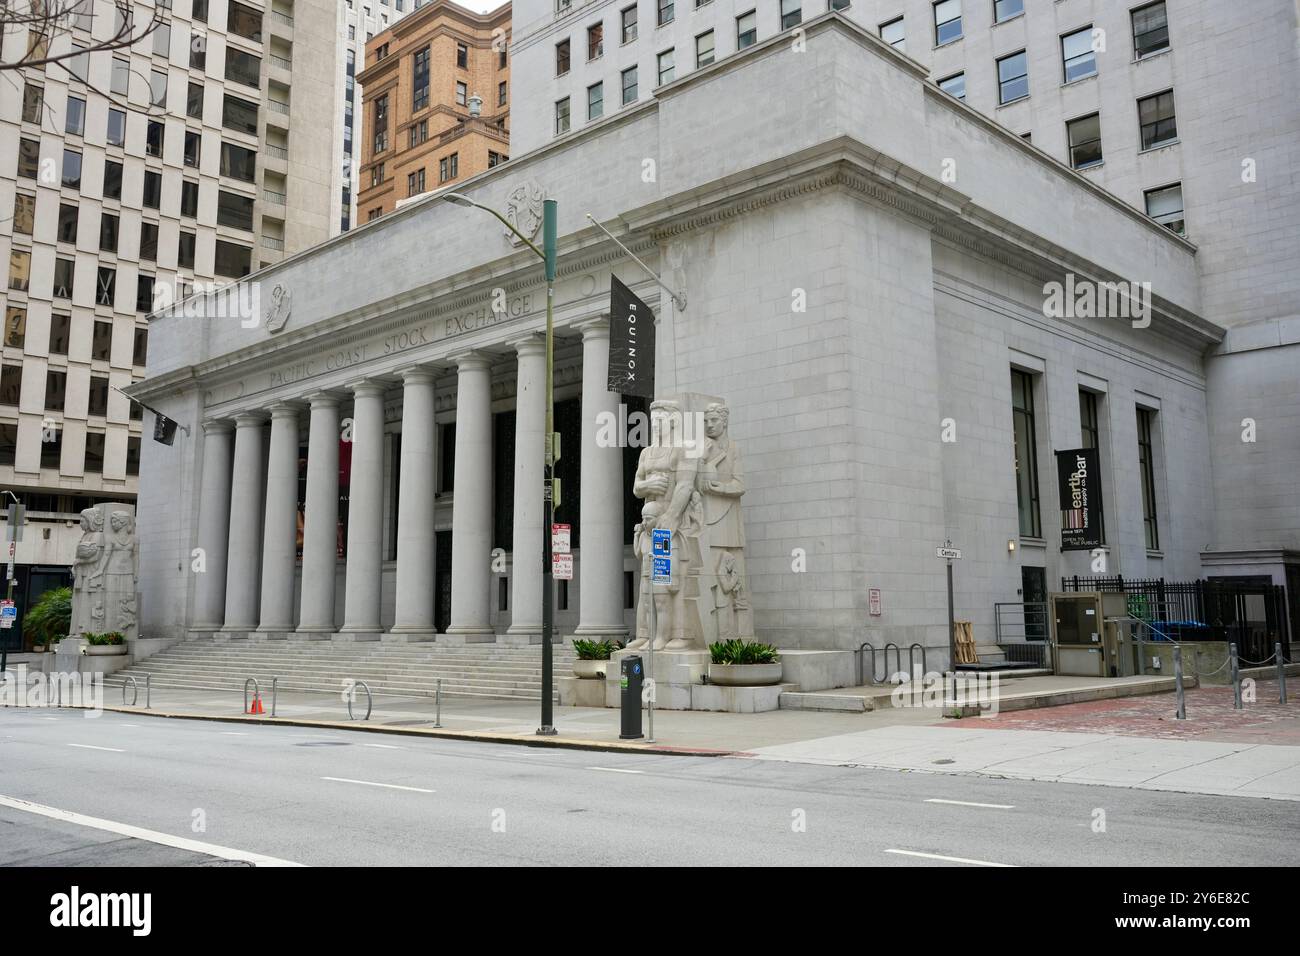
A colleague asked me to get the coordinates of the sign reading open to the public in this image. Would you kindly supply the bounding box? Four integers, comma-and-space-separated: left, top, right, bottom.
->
1056, 447, 1103, 551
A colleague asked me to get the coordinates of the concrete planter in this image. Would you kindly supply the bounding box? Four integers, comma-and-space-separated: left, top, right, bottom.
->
573, 660, 608, 680
85, 644, 127, 656
708, 662, 783, 686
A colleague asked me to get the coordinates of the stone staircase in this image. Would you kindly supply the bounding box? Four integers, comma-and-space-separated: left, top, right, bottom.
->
102, 638, 575, 702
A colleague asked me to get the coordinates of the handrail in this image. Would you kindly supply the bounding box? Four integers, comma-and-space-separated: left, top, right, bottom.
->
243, 676, 259, 715
347, 679, 373, 721
858, 642, 876, 686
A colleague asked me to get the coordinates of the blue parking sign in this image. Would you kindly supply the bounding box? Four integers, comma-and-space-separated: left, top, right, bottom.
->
652, 556, 672, 584
652, 529, 671, 557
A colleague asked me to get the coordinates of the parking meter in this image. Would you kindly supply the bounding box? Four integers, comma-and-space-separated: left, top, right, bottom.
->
620, 655, 644, 740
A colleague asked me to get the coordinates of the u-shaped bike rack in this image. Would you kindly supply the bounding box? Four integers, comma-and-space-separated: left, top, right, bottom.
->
243, 677, 259, 714
908, 643, 927, 681
121, 673, 150, 708
347, 679, 373, 721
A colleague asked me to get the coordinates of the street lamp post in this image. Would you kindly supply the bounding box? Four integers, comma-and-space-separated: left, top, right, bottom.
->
442, 192, 559, 736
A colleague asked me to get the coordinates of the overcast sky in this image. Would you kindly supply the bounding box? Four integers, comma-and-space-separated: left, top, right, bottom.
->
453, 1, 510, 12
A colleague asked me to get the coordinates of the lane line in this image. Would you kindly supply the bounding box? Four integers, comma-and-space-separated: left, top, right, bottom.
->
220, 732, 249, 736
924, 798, 1015, 809
67, 743, 124, 753
0, 794, 302, 867
363, 743, 402, 750
321, 776, 434, 793
586, 767, 643, 775
885, 848, 1015, 867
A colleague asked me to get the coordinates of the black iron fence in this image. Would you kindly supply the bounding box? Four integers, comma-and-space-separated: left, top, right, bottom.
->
1061, 575, 1292, 665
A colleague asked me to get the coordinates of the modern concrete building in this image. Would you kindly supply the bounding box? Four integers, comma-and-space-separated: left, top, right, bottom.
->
0, 0, 352, 648
130, 15, 1259, 673
509, 0, 1300, 621
356, 0, 511, 221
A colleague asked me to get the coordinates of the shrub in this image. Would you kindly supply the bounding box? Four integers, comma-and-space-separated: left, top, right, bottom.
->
24, 586, 72, 648
573, 638, 623, 661
709, 639, 780, 665
83, 632, 125, 646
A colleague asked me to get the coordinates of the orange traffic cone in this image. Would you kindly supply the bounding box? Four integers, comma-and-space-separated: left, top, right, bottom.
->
249, 693, 264, 715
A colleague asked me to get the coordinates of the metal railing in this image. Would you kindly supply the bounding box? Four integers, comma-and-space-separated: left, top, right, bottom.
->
261, 235, 285, 251
994, 601, 1049, 642
269, 54, 293, 71
262, 188, 287, 205
264, 144, 288, 160
271, 10, 294, 26
267, 100, 290, 115
243, 676, 277, 716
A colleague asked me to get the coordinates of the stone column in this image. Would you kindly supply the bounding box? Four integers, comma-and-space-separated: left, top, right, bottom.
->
445, 352, 495, 643
192, 420, 234, 631
254, 403, 301, 638
339, 380, 386, 639
297, 393, 340, 635
574, 318, 628, 639
389, 367, 438, 641
505, 336, 545, 643
221, 412, 267, 634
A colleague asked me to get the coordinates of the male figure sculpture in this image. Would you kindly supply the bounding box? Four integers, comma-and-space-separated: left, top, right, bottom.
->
698, 402, 753, 640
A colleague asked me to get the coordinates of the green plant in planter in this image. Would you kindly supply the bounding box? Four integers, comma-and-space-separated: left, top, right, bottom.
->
572, 638, 624, 661
709, 639, 780, 665
83, 632, 125, 646
24, 586, 72, 649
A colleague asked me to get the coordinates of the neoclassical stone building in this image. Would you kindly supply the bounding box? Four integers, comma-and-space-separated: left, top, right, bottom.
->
131, 16, 1228, 666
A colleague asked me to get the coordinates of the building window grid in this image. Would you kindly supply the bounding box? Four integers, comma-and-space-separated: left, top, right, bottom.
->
1067, 112, 1102, 169
997, 50, 1028, 104
658, 0, 674, 27
696, 30, 714, 68
621, 65, 638, 105
622, 5, 637, 43
555, 96, 571, 135
1132, 1, 1169, 59
1138, 90, 1177, 150
736, 11, 756, 50
1062, 27, 1098, 83
657, 48, 674, 86
934, 0, 961, 45
588, 23, 604, 60
880, 17, 904, 51
587, 81, 603, 120
780, 0, 800, 30
994, 0, 1022, 23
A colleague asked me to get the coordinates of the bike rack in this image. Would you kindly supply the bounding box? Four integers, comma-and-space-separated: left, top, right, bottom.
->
347, 679, 373, 721
858, 642, 876, 685
882, 643, 901, 683
270, 676, 278, 717
908, 643, 927, 681
243, 676, 259, 715
433, 679, 443, 728
121, 674, 150, 708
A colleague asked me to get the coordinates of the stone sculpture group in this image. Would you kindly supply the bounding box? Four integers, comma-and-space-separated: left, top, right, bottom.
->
70, 502, 139, 640
628, 398, 753, 651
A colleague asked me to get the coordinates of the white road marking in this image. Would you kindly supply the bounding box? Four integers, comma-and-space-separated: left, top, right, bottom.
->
321, 776, 434, 793
363, 743, 402, 750
67, 743, 124, 753
40, 717, 58, 721
220, 732, 249, 736
885, 849, 1014, 867
0, 794, 302, 867
586, 767, 643, 774
924, 798, 1015, 809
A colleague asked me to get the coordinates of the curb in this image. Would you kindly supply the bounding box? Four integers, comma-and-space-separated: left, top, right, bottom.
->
90, 705, 736, 757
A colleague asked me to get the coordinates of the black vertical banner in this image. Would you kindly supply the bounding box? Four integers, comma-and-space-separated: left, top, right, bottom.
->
608, 276, 655, 398
1056, 447, 1102, 550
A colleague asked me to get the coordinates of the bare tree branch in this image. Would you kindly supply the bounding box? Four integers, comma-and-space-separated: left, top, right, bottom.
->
1, 0, 164, 72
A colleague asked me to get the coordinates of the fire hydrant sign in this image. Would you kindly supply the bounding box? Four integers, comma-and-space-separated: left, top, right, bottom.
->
552, 553, 573, 580
552, 523, 571, 554
0, 600, 15, 629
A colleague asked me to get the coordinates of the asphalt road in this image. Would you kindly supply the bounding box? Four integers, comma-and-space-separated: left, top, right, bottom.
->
2, 709, 1297, 867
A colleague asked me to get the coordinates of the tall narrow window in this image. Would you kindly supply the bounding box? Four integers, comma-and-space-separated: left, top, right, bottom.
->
588, 22, 603, 60
997, 50, 1028, 104
736, 11, 756, 50
1131, 1, 1169, 59
456, 42, 468, 68
695, 30, 714, 68
880, 17, 904, 51
65, 95, 86, 135
621, 65, 638, 104
1136, 407, 1159, 550
373, 95, 388, 153
1137, 90, 1177, 149
657, 48, 674, 86
779, 0, 800, 29
1144, 183, 1184, 235
1011, 369, 1041, 538
621, 5, 637, 43
22, 83, 43, 123
994, 0, 1022, 23
1061, 27, 1097, 83
658, 0, 674, 26
412, 47, 430, 111
933, 0, 961, 45
556, 38, 570, 75
1067, 113, 1102, 169
587, 82, 603, 120
107, 108, 126, 146
555, 96, 570, 135
938, 72, 965, 100
1078, 389, 1106, 543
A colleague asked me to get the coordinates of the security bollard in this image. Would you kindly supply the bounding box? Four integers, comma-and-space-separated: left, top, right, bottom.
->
1230, 642, 1242, 710
1278, 642, 1288, 705
1173, 645, 1186, 720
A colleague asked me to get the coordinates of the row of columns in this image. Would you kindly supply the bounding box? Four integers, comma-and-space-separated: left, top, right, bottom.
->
191, 322, 628, 643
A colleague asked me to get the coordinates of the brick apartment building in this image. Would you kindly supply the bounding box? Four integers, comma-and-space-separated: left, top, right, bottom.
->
357, 0, 511, 220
